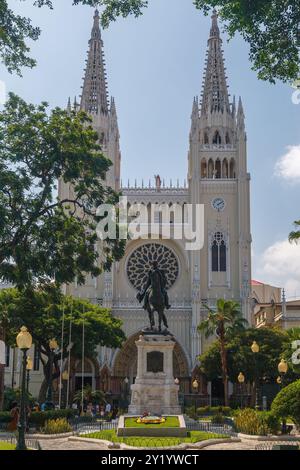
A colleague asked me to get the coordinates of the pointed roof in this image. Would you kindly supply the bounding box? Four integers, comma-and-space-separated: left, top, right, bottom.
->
80, 10, 109, 115
200, 10, 230, 116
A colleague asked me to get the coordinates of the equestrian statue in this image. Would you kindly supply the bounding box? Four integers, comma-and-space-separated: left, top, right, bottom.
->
136, 260, 171, 332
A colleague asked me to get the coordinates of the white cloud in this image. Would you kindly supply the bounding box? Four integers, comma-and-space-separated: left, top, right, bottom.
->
254, 239, 300, 299
274, 145, 300, 182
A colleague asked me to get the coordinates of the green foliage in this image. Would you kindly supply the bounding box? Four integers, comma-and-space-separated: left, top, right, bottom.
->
211, 413, 226, 424
199, 327, 289, 383
3, 387, 34, 411
198, 299, 247, 405
124, 416, 179, 428
42, 417, 72, 434
29, 409, 76, 430
234, 408, 280, 436
196, 406, 233, 417
0, 286, 125, 359
0, 287, 125, 400
0, 442, 16, 450
0, 93, 125, 288
81, 430, 227, 447
184, 406, 198, 421
73, 385, 106, 405
289, 221, 300, 244
1, 1, 299, 83
0, 411, 10, 422
271, 379, 300, 430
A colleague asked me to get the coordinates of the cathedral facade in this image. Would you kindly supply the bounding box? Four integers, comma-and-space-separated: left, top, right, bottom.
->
59, 10, 252, 401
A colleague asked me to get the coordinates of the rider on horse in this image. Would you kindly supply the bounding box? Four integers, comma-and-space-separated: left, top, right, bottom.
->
137, 260, 171, 311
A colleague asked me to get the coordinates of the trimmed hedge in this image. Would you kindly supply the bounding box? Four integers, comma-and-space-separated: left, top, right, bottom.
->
271, 379, 300, 430
29, 409, 76, 429
196, 406, 233, 417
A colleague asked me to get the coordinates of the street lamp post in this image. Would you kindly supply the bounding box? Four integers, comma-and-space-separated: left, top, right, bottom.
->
46, 338, 58, 409
237, 372, 245, 409
124, 377, 129, 410
26, 356, 33, 394
251, 341, 260, 410
192, 379, 199, 413
277, 359, 288, 435
16, 326, 32, 451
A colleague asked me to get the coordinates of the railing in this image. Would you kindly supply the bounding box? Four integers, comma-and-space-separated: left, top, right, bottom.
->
0, 435, 41, 450
186, 421, 237, 437
255, 441, 300, 451
70, 417, 118, 434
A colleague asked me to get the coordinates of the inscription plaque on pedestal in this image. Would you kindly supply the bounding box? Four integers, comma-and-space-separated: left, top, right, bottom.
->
147, 351, 163, 373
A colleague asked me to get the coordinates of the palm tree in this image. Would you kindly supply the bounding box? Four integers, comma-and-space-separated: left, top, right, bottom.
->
73, 385, 106, 406
289, 220, 300, 244
198, 299, 248, 406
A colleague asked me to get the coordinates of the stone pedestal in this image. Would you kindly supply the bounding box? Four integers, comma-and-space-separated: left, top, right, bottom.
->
128, 334, 182, 416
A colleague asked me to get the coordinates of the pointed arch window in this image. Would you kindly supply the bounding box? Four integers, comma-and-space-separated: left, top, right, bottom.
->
213, 131, 222, 145
211, 232, 227, 272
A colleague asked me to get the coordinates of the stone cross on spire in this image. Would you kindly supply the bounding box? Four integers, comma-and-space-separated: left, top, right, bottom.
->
80, 9, 109, 115
200, 9, 230, 116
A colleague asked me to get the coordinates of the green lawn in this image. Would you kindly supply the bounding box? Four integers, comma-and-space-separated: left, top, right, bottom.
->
0, 442, 16, 450
125, 416, 179, 428
80, 430, 228, 448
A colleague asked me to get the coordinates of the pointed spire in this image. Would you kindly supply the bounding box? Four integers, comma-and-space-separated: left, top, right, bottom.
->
80, 10, 109, 115
192, 96, 199, 119
237, 96, 245, 130
232, 95, 236, 118
67, 97, 71, 114
200, 10, 230, 116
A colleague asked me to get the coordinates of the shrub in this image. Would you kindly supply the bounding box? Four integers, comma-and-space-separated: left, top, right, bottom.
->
29, 409, 76, 430
43, 418, 72, 435
271, 379, 300, 430
234, 408, 279, 436
196, 406, 233, 417
184, 406, 198, 420
3, 387, 34, 411
211, 413, 226, 424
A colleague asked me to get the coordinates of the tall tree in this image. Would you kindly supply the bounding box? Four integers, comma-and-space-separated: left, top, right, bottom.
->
197, 299, 247, 406
0, 1, 299, 83
0, 286, 126, 403
199, 327, 292, 405
0, 93, 125, 289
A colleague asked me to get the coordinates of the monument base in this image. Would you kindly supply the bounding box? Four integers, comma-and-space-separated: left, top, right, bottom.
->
128, 333, 182, 416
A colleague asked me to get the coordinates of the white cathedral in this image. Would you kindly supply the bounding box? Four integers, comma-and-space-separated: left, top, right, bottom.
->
58, 10, 252, 402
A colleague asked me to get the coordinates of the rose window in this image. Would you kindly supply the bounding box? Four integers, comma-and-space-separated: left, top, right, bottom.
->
126, 243, 179, 291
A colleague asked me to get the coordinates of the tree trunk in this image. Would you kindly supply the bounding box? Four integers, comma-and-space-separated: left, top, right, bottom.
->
38, 354, 60, 404
219, 335, 229, 406
38, 378, 48, 404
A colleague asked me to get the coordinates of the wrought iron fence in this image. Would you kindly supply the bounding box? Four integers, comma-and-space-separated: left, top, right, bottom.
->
0, 435, 41, 450
186, 421, 237, 437
255, 441, 300, 451
70, 417, 118, 434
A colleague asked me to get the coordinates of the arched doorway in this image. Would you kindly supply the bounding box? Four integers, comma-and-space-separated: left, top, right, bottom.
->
111, 332, 191, 398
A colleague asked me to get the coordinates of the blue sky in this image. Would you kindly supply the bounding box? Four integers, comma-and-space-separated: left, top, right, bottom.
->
2, 0, 300, 297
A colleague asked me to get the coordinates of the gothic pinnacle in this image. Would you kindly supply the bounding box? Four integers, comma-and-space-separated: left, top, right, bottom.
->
80, 10, 109, 115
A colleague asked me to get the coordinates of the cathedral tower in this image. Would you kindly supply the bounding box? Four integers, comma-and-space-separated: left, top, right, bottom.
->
188, 10, 252, 335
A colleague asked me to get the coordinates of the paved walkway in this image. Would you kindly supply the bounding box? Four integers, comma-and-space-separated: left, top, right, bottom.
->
201, 439, 261, 450
40, 437, 110, 451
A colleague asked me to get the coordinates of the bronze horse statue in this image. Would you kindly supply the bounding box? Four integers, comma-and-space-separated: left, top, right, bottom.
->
137, 261, 170, 332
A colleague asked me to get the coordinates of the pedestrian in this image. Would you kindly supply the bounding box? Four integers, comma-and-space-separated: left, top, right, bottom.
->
105, 402, 111, 416
7, 402, 19, 432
